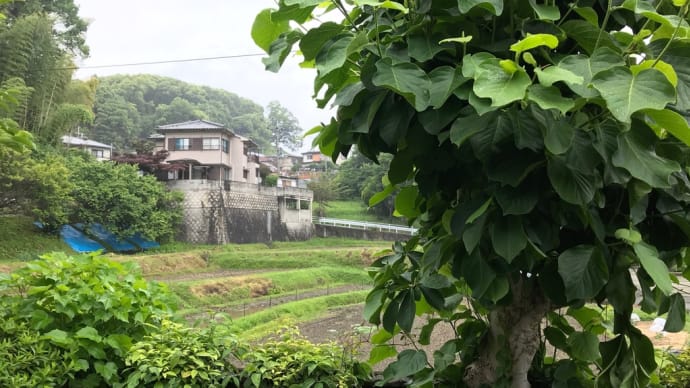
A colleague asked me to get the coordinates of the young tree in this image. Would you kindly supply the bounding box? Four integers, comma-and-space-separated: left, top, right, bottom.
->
266, 100, 302, 156
254, 1, 690, 386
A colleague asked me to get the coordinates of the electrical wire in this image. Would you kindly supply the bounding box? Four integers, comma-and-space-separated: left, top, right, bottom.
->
52, 52, 267, 71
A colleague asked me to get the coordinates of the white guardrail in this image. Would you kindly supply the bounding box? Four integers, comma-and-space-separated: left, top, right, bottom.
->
313, 217, 418, 235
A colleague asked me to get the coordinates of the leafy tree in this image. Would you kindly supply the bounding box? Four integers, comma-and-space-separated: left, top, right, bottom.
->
0, 0, 89, 56
0, 78, 34, 151
255, 1, 690, 386
91, 74, 268, 150
0, 148, 71, 230
266, 100, 302, 156
66, 154, 183, 241
307, 173, 341, 216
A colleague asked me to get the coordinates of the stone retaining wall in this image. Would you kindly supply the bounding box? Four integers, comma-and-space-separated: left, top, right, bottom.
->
170, 180, 312, 244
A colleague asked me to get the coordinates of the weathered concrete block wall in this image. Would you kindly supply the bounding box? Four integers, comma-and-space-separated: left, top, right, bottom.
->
170, 181, 312, 244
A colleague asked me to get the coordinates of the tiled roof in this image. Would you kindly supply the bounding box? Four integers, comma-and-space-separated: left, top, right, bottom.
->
156, 119, 228, 130
62, 135, 112, 149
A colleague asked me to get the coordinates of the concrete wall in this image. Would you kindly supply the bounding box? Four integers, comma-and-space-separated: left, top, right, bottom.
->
314, 224, 411, 241
169, 180, 313, 244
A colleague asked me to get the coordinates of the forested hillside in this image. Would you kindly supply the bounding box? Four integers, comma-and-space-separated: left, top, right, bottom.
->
92, 74, 272, 151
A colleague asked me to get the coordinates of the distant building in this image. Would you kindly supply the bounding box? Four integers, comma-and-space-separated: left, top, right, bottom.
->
62, 135, 113, 161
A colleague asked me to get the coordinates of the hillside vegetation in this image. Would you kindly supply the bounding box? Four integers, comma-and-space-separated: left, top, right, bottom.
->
92, 74, 272, 151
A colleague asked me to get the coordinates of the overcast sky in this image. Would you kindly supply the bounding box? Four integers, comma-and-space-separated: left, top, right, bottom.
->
74, 1, 333, 148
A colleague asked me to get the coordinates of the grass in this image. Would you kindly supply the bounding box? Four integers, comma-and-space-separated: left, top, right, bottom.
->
0, 215, 72, 262
169, 266, 371, 308
225, 290, 368, 339
319, 200, 403, 224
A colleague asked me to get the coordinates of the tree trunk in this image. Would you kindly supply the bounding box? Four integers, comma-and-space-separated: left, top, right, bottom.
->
464, 277, 552, 388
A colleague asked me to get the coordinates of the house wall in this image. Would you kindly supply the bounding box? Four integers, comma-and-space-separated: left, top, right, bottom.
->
164, 131, 233, 166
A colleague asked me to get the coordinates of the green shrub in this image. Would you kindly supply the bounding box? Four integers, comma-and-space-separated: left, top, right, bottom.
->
659, 348, 690, 387
0, 251, 176, 385
0, 319, 83, 387
123, 319, 243, 388
240, 327, 370, 387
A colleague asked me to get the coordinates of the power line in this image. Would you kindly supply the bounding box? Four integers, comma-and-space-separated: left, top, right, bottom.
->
53, 52, 267, 71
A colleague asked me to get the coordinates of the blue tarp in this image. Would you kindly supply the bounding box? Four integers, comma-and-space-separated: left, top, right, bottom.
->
36, 222, 160, 253
85, 223, 137, 252
60, 225, 104, 253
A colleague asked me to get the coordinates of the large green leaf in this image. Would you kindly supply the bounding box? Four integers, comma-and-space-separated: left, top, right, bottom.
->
591, 66, 675, 123
568, 331, 600, 362
409, 32, 446, 62
495, 184, 539, 215
559, 48, 624, 98
527, 84, 575, 114
428, 66, 468, 108
398, 290, 416, 332
383, 349, 427, 382
641, 108, 690, 146
611, 129, 680, 189
558, 245, 608, 302
457, 0, 504, 15
633, 242, 673, 296
462, 53, 495, 78
664, 293, 686, 332
449, 111, 498, 147
315, 34, 355, 76
547, 156, 597, 205
473, 59, 531, 107
650, 40, 690, 111
300, 22, 345, 61
528, 0, 560, 20
395, 186, 420, 218
510, 33, 559, 55
373, 58, 431, 111
490, 216, 527, 262
534, 65, 584, 87
251, 9, 289, 52
561, 20, 619, 55
543, 117, 575, 155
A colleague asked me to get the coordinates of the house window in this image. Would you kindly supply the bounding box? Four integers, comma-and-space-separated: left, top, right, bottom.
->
306, 153, 313, 160
92, 149, 104, 158
175, 138, 190, 150
203, 138, 220, 150
286, 198, 298, 210
224, 167, 231, 180
221, 138, 229, 153
243, 169, 249, 179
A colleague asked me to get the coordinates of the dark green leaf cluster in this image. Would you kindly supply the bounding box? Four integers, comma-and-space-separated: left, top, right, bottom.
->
254, 0, 690, 386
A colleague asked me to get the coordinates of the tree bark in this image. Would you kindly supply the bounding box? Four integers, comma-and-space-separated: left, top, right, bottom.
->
464, 277, 552, 388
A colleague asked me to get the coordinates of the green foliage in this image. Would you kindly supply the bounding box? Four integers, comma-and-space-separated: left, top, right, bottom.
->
0, 252, 175, 385
254, 0, 690, 386
263, 173, 279, 187
308, 173, 341, 215
92, 74, 271, 151
66, 154, 183, 241
123, 320, 241, 388
240, 327, 369, 387
659, 348, 690, 387
0, 319, 82, 387
0, 147, 72, 230
266, 100, 302, 155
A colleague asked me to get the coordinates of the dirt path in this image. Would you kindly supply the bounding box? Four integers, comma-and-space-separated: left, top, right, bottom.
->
148, 268, 272, 282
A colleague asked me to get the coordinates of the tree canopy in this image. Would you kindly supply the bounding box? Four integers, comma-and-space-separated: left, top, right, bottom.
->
266, 100, 303, 155
254, 0, 690, 386
91, 74, 273, 151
